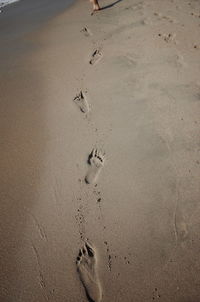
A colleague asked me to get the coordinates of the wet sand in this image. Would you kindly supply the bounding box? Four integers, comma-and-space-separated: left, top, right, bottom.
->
0, 0, 200, 301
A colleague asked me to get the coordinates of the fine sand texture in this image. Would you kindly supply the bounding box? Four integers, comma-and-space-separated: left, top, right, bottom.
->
0, 0, 200, 301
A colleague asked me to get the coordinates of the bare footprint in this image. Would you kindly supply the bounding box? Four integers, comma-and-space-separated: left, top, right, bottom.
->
194, 44, 200, 49
85, 149, 105, 184
81, 27, 92, 37
89, 49, 102, 65
74, 91, 90, 113
76, 242, 102, 302
154, 12, 177, 24
158, 33, 176, 43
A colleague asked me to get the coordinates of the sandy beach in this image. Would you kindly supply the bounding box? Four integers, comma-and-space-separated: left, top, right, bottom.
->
0, 0, 200, 301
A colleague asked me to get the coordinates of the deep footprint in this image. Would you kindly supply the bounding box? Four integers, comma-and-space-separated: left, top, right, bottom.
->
89, 49, 102, 65
73, 91, 90, 113
85, 149, 105, 184
76, 242, 102, 302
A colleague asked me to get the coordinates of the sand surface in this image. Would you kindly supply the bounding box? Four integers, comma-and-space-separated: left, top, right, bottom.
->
0, 0, 200, 301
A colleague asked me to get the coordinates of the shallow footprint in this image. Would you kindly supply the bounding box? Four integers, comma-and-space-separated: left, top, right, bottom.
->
158, 33, 176, 43
85, 149, 105, 184
76, 242, 102, 302
89, 49, 102, 65
74, 91, 90, 113
81, 27, 92, 37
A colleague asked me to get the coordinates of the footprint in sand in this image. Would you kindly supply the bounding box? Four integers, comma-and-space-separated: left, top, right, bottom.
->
85, 149, 105, 184
76, 242, 102, 302
89, 49, 103, 65
81, 27, 92, 37
74, 91, 90, 113
176, 220, 189, 242
158, 33, 176, 43
154, 12, 177, 24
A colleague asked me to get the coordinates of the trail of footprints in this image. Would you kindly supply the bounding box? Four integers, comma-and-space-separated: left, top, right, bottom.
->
72, 1, 198, 301
73, 3, 188, 301
73, 24, 105, 302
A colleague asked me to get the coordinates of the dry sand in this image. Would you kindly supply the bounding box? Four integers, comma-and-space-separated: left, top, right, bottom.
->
0, 0, 200, 301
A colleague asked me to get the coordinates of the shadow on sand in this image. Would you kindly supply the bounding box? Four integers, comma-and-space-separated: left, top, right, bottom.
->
101, 0, 124, 10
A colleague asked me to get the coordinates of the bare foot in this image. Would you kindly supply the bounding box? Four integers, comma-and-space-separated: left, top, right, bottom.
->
76, 242, 102, 302
90, 0, 101, 15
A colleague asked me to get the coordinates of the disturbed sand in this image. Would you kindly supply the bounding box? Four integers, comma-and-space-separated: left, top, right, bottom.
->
0, 0, 200, 301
